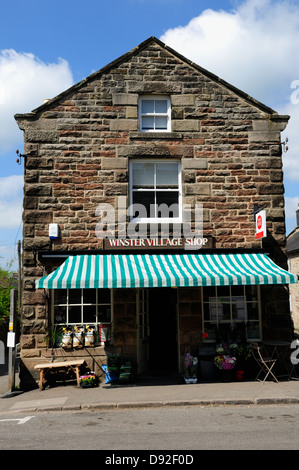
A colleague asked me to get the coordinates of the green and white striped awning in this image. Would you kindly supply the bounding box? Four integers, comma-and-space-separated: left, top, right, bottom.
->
35, 253, 297, 289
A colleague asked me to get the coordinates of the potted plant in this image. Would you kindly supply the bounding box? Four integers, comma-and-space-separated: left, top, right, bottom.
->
79, 372, 98, 388
183, 351, 198, 383
47, 324, 64, 349
214, 344, 237, 382
45, 325, 64, 361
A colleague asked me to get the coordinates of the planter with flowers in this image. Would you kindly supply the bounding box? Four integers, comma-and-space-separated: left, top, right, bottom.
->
79, 372, 99, 388
214, 344, 237, 382
183, 351, 198, 384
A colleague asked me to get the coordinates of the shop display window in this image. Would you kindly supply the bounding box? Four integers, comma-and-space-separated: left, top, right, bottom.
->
202, 285, 261, 341
52, 288, 112, 346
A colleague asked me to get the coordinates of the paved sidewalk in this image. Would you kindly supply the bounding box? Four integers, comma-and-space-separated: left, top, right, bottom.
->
1, 372, 299, 414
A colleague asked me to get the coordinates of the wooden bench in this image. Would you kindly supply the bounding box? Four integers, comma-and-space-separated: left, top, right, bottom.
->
34, 360, 85, 390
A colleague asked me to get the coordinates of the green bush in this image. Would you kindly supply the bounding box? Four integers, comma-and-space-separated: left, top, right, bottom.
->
0, 263, 17, 342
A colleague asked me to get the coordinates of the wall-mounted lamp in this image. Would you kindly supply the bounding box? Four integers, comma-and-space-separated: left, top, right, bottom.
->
281, 137, 289, 153
16, 149, 25, 165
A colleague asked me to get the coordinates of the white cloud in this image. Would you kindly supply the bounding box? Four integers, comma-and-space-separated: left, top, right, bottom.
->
160, 0, 299, 185
0, 244, 19, 270
0, 200, 22, 229
161, 0, 299, 104
285, 196, 298, 220
285, 196, 299, 235
0, 51, 73, 260
0, 49, 74, 153
0, 174, 23, 198
280, 101, 299, 182
0, 175, 23, 229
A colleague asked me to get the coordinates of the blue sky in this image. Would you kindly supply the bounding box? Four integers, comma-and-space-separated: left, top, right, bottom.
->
1, 0, 299, 269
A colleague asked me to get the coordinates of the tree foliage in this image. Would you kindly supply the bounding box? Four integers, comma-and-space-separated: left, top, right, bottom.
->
0, 262, 16, 329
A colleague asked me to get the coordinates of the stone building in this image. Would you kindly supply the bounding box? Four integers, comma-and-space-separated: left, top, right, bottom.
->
14, 37, 297, 389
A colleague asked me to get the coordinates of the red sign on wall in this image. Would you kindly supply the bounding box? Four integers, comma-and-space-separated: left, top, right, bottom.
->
256, 210, 266, 239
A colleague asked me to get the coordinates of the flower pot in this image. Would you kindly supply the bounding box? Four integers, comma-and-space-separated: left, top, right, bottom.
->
235, 369, 245, 381
80, 382, 97, 388
79, 374, 98, 388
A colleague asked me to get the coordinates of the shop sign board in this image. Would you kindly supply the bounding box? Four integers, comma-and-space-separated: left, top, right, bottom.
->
255, 210, 266, 239
104, 236, 213, 250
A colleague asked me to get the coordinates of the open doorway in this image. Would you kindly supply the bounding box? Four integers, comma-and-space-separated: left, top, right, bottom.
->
148, 288, 178, 375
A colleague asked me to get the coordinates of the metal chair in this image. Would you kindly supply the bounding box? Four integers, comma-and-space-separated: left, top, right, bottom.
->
251, 343, 279, 383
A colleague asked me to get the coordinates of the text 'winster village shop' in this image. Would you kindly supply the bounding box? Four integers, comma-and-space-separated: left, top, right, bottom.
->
14, 37, 297, 389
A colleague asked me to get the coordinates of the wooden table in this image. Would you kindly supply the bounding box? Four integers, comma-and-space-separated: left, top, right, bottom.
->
34, 360, 85, 390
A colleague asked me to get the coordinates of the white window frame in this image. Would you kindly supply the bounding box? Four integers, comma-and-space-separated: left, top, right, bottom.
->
201, 285, 262, 342
52, 288, 113, 327
129, 159, 182, 224
138, 95, 171, 132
